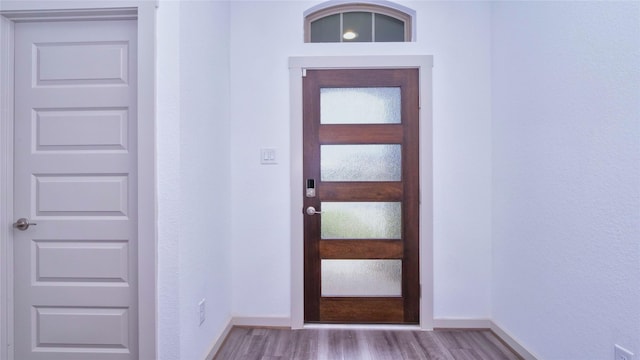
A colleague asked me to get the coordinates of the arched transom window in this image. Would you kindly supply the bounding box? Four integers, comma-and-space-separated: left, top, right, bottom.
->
304, 2, 414, 43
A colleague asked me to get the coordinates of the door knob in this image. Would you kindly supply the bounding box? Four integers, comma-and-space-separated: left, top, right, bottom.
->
306, 206, 322, 216
14, 218, 37, 231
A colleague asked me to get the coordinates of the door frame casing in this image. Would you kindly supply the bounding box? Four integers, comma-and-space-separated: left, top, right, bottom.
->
289, 56, 434, 330
0, 3, 157, 360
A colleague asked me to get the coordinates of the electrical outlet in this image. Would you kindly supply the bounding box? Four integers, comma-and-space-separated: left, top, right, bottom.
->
615, 345, 634, 360
198, 298, 206, 326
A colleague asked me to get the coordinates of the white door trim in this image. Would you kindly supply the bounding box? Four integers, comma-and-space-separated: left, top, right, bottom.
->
288, 55, 434, 330
0, 3, 157, 360
0, 14, 15, 360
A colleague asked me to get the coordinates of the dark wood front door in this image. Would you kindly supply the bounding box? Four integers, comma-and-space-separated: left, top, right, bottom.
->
303, 68, 420, 323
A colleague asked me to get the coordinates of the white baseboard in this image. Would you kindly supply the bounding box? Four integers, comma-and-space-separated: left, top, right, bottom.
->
433, 318, 492, 329
490, 321, 539, 360
204, 318, 234, 360
232, 316, 291, 328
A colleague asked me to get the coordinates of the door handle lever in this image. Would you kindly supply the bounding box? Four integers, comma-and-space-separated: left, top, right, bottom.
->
14, 218, 37, 231
305, 206, 322, 216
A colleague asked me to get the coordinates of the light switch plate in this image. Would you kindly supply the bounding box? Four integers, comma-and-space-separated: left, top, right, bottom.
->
260, 148, 277, 165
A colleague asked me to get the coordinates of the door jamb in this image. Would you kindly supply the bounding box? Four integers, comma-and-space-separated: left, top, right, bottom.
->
288, 55, 434, 330
0, 3, 157, 360
0, 15, 15, 360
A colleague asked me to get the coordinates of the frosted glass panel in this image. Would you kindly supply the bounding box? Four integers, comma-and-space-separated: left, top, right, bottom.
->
375, 13, 405, 42
310, 14, 340, 43
320, 88, 401, 124
322, 259, 402, 297
342, 12, 372, 42
321, 145, 401, 182
321, 202, 401, 239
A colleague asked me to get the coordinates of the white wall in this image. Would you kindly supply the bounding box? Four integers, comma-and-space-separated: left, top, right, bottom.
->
157, 1, 233, 359
157, 2, 181, 358
491, 2, 640, 358
229, 1, 493, 320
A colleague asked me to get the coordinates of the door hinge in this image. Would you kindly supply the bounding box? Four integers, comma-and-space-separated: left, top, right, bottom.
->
302, 68, 307, 77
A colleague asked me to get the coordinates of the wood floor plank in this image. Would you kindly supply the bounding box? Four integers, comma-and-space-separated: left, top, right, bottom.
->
369, 331, 406, 360
290, 329, 320, 360
214, 327, 250, 360
214, 327, 522, 360
479, 331, 522, 360
399, 331, 452, 360
327, 330, 358, 359
449, 348, 485, 360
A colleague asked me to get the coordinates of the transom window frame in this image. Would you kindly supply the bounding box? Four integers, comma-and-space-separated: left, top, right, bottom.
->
304, 2, 415, 43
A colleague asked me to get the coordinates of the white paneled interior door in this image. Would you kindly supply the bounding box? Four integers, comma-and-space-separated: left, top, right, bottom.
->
12, 19, 138, 360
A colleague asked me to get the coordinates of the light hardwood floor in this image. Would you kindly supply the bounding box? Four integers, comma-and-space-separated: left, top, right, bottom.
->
214, 327, 523, 360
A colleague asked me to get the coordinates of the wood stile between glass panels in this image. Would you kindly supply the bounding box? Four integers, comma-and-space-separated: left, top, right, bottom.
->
303, 69, 419, 324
